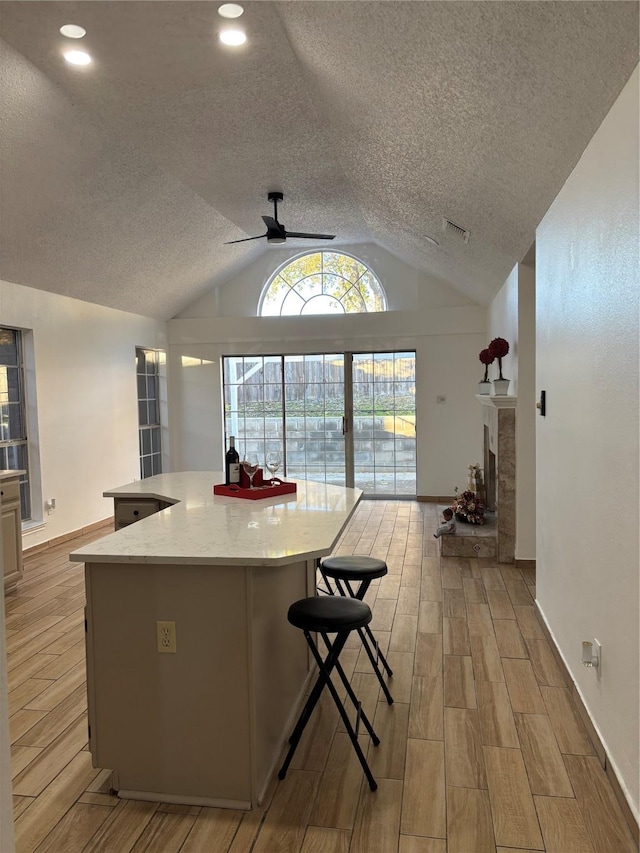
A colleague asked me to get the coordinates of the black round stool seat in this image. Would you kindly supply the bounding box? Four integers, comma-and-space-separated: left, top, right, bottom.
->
288, 596, 372, 633
321, 555, 388, 581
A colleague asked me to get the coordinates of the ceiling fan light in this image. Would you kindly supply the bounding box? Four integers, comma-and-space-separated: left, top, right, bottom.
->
219, 28, 246, 46
218, 4, 244, 19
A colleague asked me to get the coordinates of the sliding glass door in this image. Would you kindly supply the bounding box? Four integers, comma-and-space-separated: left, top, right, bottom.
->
223, 351, 415, 496
352, 352, 416, 495
284, 354, 346, 485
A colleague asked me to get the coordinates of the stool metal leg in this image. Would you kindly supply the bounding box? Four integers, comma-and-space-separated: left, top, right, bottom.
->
285, 630, 349, 747
334, 577, 394, 700
345, 577, 394, 678
356, 626, 394, 705
318, 632, 380, 744
278, 629, 379, 792
285, 630, 379, 749
316, 561, 335, 596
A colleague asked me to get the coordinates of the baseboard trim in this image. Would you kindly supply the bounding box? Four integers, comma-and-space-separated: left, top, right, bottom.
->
534, 600, 639, 844
23, 517, 113, 557
515, 558, 536, 570
417, 495, 454, 503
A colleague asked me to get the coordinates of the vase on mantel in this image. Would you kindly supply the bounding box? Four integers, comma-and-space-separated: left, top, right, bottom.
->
478, 380, 492, 395
493, 378, 511, 396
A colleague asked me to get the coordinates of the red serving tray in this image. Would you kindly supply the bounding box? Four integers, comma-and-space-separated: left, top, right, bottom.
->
213, 480, 297, 500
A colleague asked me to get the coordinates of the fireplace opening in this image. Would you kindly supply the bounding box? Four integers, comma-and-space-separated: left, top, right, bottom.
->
484, 425, 497, 512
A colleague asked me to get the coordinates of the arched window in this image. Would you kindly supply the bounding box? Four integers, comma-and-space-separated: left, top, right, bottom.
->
259, 251, 387, 316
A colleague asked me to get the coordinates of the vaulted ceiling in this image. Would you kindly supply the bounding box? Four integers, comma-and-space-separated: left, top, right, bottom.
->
0, 1, 637, 319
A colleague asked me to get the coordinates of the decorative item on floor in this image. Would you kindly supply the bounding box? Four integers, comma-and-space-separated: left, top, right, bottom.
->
489, 337, 510, 395
451, 487, 486, 525
478, 347, 494, 394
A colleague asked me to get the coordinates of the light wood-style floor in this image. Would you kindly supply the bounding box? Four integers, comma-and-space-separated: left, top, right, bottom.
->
6, 501, 638, 853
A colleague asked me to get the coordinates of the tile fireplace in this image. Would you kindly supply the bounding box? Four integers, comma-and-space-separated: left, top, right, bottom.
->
477, 394, 516, 563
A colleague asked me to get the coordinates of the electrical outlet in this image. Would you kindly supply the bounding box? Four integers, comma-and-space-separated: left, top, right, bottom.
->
156, 621, 176, 654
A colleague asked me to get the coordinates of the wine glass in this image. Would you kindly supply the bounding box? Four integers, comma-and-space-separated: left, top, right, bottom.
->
265, 451, 281, 485
241, 453, 260, 489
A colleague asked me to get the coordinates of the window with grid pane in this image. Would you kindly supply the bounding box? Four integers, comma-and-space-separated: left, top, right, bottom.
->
0, 327, 31, 519
136, 348, 163, 479
260, 251, 387, 316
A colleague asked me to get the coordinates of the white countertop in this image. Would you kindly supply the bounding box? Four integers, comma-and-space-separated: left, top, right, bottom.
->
70, 471, 362, 567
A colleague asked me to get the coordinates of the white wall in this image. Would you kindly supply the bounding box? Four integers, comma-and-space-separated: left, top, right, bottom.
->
536, 67, 639, 817
0, 280, 167, 549
169, 306, 487, 497
488, 265, 519, 392
171, 246, 487, 497
176, 242, 476, 319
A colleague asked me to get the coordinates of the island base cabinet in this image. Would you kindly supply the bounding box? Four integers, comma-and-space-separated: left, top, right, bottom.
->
84, 558, 315, 809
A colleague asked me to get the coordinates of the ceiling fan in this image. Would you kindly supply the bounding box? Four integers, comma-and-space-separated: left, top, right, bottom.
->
225, 192, 336, 245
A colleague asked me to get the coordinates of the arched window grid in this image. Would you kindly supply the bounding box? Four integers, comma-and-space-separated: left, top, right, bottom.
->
259, 250, 387, 317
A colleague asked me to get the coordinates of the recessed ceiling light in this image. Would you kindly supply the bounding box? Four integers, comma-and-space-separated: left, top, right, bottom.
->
219, 28, 246, 46
424, 234, 440, 246
218, 4, 244, 19
63, 50, 92, 66
60, 24, 86, 39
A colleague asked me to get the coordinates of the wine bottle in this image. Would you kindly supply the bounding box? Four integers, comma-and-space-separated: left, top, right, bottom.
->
225, 436, 241, 485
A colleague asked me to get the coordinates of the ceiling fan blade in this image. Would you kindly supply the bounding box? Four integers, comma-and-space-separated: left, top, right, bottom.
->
224, 234, 266, 244
285, 232, 336, 240
226, 199, 336, 247
262, 214, 287, 243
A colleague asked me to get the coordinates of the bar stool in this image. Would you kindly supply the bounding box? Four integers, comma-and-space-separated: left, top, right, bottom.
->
319, 555, 394, 705
278, 595, 380, 791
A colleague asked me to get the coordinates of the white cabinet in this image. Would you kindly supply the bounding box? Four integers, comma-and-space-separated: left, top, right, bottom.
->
1, 471, 24, 593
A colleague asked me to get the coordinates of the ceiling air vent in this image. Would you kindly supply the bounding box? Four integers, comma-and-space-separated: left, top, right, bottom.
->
442, 217, 470, 244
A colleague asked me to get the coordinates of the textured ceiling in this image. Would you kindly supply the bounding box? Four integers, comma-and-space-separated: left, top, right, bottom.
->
0, 1, 637, 319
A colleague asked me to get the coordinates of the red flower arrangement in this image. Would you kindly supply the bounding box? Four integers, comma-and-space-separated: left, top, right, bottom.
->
479, 348, 494, 382
488, 337, 510, 380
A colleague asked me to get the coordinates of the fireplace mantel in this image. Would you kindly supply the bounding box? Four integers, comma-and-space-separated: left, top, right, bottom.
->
475, 395, 517, 409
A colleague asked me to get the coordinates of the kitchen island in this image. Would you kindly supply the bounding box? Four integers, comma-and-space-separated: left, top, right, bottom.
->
70, 472, 362, 809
